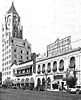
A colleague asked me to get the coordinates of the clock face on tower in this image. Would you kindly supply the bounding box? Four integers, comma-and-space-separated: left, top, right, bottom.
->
6, 15, 11, 30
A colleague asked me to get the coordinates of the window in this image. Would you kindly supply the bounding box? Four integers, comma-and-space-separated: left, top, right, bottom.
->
2, 63, 4, 66
28, 46, 30, 49
59, 60, 64, 71
7, 40, 8, 43
2, 44, 4, 47
27, 51, 29, 55
69, 57, 75, 69
11, 40, 13, 43
9, 60, 11, 64
6, 46, 8, 49
7, 61, 8, 65
2, 53, 4, 57
2, 58, 4, 62
9, 55, 11, 58
47, 62, 51, 73
27, 56, 28, 60
20, 56, 23, 59
7, 56, 8, 59
14, 49, 16, 52
52, 61, 57, 72
23, 43, 25, 46
37, 65, 41, 74
14, 60, 17, 64
42, 64, 45, 73
21, 50, 23, 54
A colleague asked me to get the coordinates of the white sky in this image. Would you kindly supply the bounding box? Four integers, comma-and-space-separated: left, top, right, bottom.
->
0, 0, 81, 71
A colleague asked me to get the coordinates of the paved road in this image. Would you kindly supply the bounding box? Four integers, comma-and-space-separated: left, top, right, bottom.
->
0, 88, 81, 100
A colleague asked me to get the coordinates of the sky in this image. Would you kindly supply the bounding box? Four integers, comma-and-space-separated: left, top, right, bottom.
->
0, 0, 81, 71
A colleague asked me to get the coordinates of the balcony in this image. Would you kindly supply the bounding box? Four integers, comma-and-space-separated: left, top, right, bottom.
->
16, 71, 32, 77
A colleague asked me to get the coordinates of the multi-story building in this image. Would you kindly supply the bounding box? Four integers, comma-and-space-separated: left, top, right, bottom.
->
2, 2, 31, 84
35, 36, 81, 90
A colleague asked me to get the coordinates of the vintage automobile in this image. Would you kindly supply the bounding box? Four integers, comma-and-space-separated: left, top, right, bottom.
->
69, 86, 81, 94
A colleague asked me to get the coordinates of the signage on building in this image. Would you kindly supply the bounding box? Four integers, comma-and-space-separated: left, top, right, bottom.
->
47, 36, 72, 57
54, 75, 63, 80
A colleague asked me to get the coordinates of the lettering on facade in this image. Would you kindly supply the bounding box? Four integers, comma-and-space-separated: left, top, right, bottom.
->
47, 36, 72, 57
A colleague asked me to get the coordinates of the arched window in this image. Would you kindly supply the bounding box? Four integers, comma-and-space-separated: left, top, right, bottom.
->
21, 78, 24, 86
47, 62, 51, 73
37, 78, 41, 87
52, 61, 57, 72
59, 60, 64, 71
37, 65, 41, 74
42, 78, 45, 86
69, 57, 75, 69
47, 77, 51, 89
42, 64, 45, 73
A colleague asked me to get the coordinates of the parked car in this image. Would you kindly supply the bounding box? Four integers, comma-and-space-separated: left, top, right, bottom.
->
69, 86, 81, 94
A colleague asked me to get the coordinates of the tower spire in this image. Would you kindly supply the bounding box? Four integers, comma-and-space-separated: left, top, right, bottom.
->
8, 2, 18, 15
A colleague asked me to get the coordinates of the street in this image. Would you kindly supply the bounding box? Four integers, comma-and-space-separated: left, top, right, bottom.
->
0, 88, 81, 100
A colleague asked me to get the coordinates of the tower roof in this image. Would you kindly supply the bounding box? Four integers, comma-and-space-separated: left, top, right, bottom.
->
8, 2, 18, 15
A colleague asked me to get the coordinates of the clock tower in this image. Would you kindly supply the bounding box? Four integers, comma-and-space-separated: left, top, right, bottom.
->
2, 2, 31, 84
5, 2, 23, 39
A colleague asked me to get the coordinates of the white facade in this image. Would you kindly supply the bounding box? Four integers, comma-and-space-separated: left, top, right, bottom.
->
35, 47, 81, 90
2, 2, 31, 84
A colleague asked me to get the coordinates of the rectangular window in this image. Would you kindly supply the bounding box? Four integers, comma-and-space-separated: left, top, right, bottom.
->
27, 51, 29, 55
14, 49, 16, 52
9, 60, 11, 64
2, 63, 4, 66
21, 56, 23, 59
27, 56, 28, 60
21, 50, 23, 54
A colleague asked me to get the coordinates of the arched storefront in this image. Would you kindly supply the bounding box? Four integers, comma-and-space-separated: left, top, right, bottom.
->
42, 78, 45, 89
29, 77, 34, 90
47, 77, 51, 89
25, 78, 29, 88
37, 78, 41, 87
20, 78, 24, 87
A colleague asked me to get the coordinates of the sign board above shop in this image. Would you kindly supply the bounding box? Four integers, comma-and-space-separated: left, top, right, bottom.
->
47, 36, 72, 57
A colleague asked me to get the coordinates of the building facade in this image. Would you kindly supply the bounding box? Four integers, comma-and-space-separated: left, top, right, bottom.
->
35, 37, 81, 90
2, 2, 31, 84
